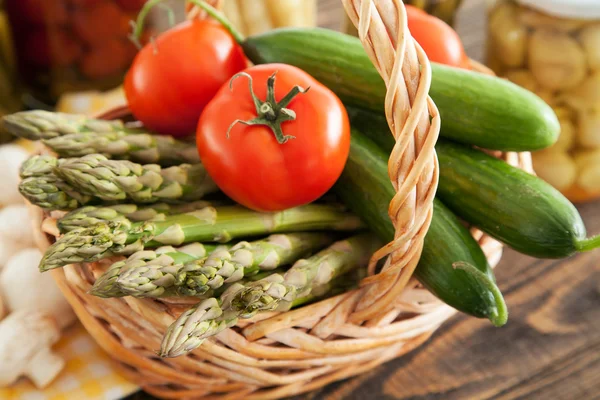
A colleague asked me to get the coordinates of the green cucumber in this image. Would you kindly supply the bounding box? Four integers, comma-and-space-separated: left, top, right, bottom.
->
435, 141, 599, 258
346, 106, 599, 259
241, 27, 559, 152
334, 129, 507, 326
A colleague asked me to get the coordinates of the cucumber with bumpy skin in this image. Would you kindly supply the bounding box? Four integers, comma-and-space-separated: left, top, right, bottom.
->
334, 129, 507, 326
241, 27, 559, 152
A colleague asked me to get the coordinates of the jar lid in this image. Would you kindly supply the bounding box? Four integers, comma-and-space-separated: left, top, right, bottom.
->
517, 0, 600, 19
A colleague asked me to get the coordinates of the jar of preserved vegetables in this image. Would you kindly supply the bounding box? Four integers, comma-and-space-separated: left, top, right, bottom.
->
487, 0, 600, 202
4, 0, 163, 105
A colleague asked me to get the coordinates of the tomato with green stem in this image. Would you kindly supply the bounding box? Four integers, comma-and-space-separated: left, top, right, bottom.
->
124, 0, 247, 137
197, 64, 350, 212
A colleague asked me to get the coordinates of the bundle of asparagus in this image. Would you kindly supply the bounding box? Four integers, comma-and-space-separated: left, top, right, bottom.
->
40, 204, 363, 271
92, 233, 334, 298
11, 109, 374, 359
160, 233, 380, 357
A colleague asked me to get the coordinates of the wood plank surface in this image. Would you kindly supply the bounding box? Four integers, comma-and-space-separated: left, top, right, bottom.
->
130, 1, 600, 399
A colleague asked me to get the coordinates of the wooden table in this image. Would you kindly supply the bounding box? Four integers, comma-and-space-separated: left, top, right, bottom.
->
131, 1, 600, 399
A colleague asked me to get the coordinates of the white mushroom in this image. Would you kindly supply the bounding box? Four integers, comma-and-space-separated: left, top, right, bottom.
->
531, 150, 577, 191
529, 30, 587, 91
504, 69, 538, 92
574, 149, 600, 191
0, 249, 75, 329
0, 204, 35, 247
489, 3, 528, 67
0, 144, 30, 206
0, 309, 64, 388
579, 23, 600, 71
577, 105, 600, 148
0, 238, 28, 268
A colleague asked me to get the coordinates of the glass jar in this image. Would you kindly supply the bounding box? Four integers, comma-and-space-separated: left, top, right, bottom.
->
221, 0, 316, 37
4, 0, 165, 105
404, 0, 463, 26
487, 0, 600, 202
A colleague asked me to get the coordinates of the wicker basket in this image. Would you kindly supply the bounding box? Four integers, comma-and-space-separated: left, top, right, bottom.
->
29, 1, 534, 399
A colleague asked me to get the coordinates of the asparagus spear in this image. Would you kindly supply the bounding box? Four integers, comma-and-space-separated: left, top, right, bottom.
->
19, 155, 96, 210
3, 109, 200, 165
159, 234, 379, 357
90, 243, 219, 298
54, 154, 218, 203
58, 201, 213, 233
3, 110, 129, 140
40, 205, 364, 271
226, 233, 380, 317
115, 233, 335, 298
43, 131, 200, 166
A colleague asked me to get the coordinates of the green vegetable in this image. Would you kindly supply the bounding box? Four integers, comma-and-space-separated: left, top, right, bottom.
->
3, 110, 200, 166
58, 201, 214, 233
348, 107, 598, 259
40, 204, 364, 271
435, 140, 599, 258
241, 27, 559, 151
113, 233, 334, 298
19, 155, 97, 211
55, 154, 218, 204
334, 129, 507, 326
159, 234, 377, 358
90, 242, 219, 298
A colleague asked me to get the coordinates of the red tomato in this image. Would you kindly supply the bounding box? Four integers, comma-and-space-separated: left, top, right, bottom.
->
197, 64, 350, 212
125, 19, 247, 136
405, 5, 470, 69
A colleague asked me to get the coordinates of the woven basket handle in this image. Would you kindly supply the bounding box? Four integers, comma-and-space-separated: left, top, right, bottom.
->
341, 0, 441, 322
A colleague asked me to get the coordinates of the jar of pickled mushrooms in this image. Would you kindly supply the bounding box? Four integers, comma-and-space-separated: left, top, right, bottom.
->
487, 0, 600, 202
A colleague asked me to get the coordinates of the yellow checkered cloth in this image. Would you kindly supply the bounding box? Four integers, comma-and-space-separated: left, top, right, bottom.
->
0, 323, 139, 400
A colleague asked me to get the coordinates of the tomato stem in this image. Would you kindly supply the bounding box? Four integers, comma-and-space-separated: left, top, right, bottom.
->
129, 0, 176, 48
190, 0, 245, 44
226, 72, 310, 144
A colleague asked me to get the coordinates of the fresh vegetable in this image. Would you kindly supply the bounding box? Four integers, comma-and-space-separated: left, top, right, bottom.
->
3, 111, 200, 165
0, 249, 75, 330
235, 27, 559, 151
3, 110, 134, 140
90, 242, 220, 298
333, 129, 507, 326
40, 204, 364, 271
197, 63, 350, 211
348, 106, 599, 258
405, 5, 469, 69
125, 3, 247, 136
112, 233, 334, 298
0, 310, 63, 388
435, 140, 600, 258
58, 201, 213, 233
19, 155, 95, 211
54, 154, 218, 203
160, 233, 378, 357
